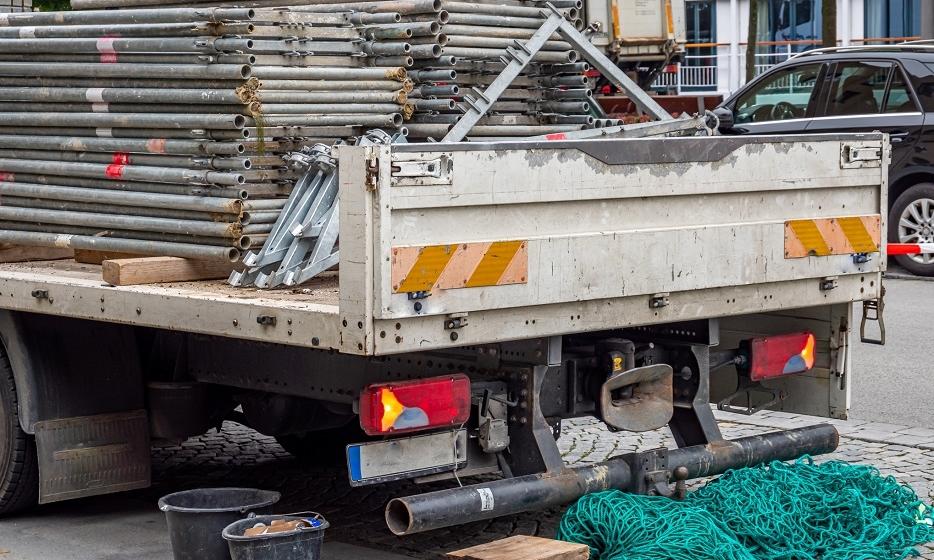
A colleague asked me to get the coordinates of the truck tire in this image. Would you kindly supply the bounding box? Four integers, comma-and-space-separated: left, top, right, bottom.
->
275, 422, 368, 466
0, 345, 39, 515
890, 183, 934, 277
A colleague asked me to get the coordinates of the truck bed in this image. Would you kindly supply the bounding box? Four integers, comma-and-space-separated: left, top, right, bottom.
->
0, 259, 342, 348
0, 134, 888, 355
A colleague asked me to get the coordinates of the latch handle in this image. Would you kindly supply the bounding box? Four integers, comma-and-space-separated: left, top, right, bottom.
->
860, 285, 886, 345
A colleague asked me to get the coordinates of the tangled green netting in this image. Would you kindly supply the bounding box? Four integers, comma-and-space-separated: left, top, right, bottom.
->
556, 457, 934, 560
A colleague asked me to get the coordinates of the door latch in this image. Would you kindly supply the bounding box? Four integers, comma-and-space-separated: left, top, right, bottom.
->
860, 284, 885, 345
841, 142, 883, 168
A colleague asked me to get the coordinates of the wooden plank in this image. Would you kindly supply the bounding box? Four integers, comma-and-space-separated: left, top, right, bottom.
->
0, 245, 73, 263
101, 257, 237, 286
447, 536, 589, 560
74, 249, 147, 265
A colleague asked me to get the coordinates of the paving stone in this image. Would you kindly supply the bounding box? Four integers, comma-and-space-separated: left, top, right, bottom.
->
898, 427, 934, 438
142, 411, 934, 559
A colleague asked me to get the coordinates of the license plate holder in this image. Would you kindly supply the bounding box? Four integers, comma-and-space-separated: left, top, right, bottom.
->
346, 429, 467, 487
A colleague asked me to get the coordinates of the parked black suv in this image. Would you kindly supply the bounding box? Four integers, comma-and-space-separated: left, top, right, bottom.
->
713, 45, 934, 276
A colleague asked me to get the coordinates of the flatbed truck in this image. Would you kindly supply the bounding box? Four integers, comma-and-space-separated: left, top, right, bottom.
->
0, 132, 888, 532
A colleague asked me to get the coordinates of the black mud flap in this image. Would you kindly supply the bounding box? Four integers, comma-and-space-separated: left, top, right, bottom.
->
35, 410, 150, 504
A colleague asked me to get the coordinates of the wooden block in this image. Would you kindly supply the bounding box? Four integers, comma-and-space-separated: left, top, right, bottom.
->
447, 536, 589, 560
101, 257, 237, 286
0, 245, 73, 263
74, 249, 146, 265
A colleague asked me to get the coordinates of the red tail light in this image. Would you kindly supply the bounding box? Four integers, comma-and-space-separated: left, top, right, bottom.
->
359, 374, 471, 436
748, 332, 816, 381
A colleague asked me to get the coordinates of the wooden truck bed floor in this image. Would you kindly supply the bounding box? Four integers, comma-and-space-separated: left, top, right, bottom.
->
0, 259, 343, 349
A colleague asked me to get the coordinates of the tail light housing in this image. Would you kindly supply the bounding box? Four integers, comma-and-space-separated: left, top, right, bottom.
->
359, 374, 471, 436
746, 332, 816, 381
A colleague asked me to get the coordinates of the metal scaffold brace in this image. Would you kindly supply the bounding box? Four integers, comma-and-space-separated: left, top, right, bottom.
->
442, 2, 673, 143
230, 130, 404, 289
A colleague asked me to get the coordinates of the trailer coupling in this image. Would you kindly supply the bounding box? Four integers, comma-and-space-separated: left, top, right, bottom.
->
385, 423, 839, 535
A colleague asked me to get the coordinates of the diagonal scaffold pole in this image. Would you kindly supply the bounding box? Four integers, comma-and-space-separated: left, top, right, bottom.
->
442, 2, 672, 143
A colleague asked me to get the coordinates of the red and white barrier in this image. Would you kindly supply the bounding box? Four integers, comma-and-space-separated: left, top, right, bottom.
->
888, 243, 934, 256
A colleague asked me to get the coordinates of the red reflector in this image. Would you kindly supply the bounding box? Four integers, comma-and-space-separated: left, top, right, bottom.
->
748, 332, 816, 382
359, 374, 470, 436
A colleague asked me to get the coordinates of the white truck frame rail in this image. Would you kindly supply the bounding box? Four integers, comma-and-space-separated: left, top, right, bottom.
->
0, 133, 887, 356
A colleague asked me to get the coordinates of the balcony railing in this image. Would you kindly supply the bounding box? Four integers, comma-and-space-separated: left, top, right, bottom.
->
651, 37, 919, 95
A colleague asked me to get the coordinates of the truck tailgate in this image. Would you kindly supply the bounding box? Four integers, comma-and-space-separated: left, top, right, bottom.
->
343, 133, 887, 354
0, 134, 886, 356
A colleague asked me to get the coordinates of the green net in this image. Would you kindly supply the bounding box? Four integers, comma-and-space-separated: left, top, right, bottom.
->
557, 456, 934, 560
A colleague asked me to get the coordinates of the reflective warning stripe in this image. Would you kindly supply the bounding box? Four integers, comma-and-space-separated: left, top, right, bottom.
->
888, 243, 934, 255
392, 241, 528, 293
784, 215, 881, 258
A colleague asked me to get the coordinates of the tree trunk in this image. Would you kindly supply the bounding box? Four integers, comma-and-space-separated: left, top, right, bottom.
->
822, 0, 837, 48
745, 0, 759, 84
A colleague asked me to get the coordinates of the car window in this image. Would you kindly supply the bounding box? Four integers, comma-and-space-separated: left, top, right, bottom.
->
883, 67, 918, 113
734, 63, 822, 124
823, 61, 890, 116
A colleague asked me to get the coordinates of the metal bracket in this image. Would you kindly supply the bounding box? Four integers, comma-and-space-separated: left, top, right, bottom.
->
649, 292, 670, 309
256, 315, 277, 327
445, 313, 468, 330
820, 276, 838, 291
717, 380, 785, 415
621, 447, 684, 498
860, 284, 886, 345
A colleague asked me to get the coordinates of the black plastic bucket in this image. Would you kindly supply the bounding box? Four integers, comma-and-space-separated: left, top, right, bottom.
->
158, 488, 281, 560
223, 512, 329, 560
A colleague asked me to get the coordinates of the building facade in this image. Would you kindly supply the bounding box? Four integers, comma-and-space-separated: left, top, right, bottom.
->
659, 0, 922, 94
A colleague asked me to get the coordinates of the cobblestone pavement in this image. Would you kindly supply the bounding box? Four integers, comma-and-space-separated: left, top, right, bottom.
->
140, 409, 934, 559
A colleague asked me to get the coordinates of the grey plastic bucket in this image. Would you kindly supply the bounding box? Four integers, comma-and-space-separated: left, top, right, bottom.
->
158, 488, 281, 560
223, 512, 329, 560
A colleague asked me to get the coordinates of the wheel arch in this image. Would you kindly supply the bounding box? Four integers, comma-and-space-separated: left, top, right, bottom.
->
889, 168, 934, 211
0, 311, 41, 434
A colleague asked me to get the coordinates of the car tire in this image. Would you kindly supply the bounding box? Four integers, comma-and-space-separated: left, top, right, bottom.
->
0, 344, 39, 515
889, 182, 934, 277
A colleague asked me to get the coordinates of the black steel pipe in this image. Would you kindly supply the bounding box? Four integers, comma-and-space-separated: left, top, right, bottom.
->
385, 424, 839, 535
670, 422, 839, 479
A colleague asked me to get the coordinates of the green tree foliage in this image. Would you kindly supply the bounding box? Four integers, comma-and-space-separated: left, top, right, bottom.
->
32, 0, 70, 11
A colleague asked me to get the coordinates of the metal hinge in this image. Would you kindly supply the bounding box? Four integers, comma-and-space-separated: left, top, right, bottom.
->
365, 148, 379, 192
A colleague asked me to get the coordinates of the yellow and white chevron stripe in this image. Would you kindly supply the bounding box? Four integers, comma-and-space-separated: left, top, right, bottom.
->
784, 215, 881, 258
391, 241, 528, 294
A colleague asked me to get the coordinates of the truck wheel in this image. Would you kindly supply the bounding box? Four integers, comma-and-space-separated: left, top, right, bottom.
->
890, 183, 934, 277
275, 422, 367, 466
0, 346, 39, 515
